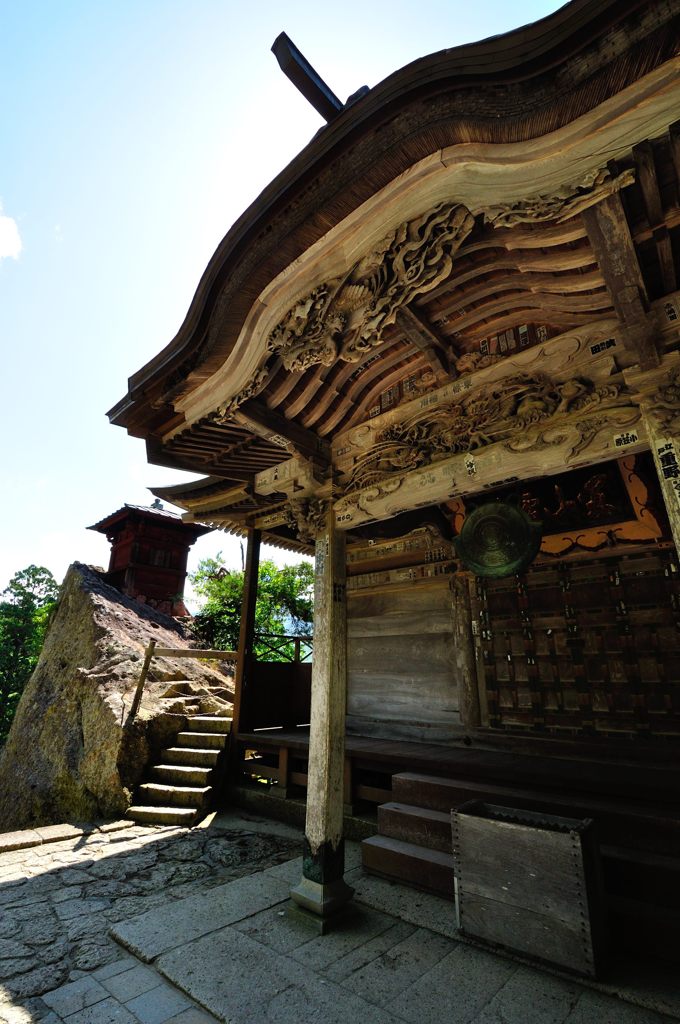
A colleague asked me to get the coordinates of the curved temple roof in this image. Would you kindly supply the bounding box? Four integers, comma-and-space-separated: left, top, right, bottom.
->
110, 0, 680, 551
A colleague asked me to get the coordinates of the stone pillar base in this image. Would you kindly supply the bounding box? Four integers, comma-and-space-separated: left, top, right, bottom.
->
289, 876, 355, 933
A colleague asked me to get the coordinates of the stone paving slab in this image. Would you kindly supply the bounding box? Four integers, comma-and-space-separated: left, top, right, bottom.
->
0, 830, 45, 853
111, 872, 291, 961
107, 848, 679, 1024
156, 925, 397, 1024
0, 811, 301, 1023
0, 821, 134, 855
2, 811, 679, 1024
146, 878, 675, 1024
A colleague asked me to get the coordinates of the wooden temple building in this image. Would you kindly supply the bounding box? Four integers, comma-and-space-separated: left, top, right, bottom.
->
110, 0, 680, 962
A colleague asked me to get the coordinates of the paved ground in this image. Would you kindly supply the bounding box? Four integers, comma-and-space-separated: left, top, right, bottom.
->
0, 814, 299, 1023
1, 811, 679, 1024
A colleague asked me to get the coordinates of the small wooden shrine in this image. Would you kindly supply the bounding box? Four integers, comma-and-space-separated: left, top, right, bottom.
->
88, 502, 210, 616
110, 0, 680, 962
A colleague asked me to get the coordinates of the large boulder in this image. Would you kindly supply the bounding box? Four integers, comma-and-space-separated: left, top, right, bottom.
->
0, 563, 233, 831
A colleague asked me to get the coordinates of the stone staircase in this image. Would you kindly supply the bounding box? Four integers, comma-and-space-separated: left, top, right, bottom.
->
127, 714, 232, 826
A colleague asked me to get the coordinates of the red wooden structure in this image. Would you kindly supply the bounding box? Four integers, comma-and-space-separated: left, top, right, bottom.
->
88, 502, 210, 616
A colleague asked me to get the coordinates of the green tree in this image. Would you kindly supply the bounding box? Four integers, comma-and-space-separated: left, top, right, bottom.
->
0, 565, 59, 744
190, 556, 313, 660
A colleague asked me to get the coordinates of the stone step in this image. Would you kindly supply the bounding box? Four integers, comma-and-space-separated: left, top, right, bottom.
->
361, 834, 455, 900
126, 805, 198, 826
138, 783, 212, 809
187, 715, 232, 735
152, 764, 213, 787
158, 701, 200, 714
176, 731, 227, 750
162, 682, 196, 696
162, 746, 220, 768
378, 802, 452, 854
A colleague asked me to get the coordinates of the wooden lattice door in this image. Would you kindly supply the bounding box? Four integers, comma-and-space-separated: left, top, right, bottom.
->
475, 548, 680, 737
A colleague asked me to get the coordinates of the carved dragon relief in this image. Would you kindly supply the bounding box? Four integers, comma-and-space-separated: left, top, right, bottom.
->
343, 373, 628, 495
482, 167, 636, 229
267, 203, 475, 374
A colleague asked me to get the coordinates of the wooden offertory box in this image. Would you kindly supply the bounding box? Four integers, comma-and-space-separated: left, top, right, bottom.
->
451, 802, 605, 977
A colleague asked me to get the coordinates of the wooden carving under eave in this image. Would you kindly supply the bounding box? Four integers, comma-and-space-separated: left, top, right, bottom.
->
267, 203, 475, 373
482, 167, 636, 229
213, 367, 272, 422
343, 372, 623, 495
288, 497, 330, 544
650, 366, 680, 435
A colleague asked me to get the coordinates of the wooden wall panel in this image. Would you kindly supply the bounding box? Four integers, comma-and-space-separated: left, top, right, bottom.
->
347, 580, 463, 742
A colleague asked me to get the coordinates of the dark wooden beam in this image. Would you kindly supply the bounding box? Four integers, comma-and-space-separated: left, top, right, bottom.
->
670, 121, 680, 193
653, 227, 678, 295
395, 307, 455, 383
235, 399, 330, 466
634, 141, 677, 295
581, 193, 659, 369
634, 142, 664, 226
146, 437, 254, 481
271, 33, 343, 122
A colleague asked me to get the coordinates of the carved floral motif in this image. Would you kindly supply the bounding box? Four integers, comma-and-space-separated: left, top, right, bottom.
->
483, 167, 636, 229
344, 373, 624, 494
268, 203, 475, 373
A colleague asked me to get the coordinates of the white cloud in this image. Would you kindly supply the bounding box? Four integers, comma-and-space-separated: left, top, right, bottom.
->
0, 201, 22, 260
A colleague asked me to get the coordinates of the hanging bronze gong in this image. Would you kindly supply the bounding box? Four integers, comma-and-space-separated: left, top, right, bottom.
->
455, 502, 542, 578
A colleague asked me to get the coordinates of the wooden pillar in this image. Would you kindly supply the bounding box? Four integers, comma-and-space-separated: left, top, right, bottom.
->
290, 503, 352, 929
451, 574, 481, 730
231, 528, 261, 739
625, 358, 680, 556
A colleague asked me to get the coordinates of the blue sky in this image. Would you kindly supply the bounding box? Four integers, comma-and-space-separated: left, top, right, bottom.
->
0, 0, 563, 606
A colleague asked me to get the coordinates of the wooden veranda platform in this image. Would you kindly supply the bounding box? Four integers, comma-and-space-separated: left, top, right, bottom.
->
236, 726, 680, 820
236, 725, 680, 962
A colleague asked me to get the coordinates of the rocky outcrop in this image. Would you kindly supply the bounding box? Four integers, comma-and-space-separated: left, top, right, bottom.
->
0, 563, 233, 831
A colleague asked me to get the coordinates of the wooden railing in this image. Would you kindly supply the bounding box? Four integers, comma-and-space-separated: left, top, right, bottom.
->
127, 632, 313, 725
255, 632, 313, 663
127, 639, 237, 723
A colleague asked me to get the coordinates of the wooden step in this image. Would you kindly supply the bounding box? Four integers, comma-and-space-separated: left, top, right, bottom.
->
177, 731, 227, 750
361, 834, 455, 899
162, 746, 220, 768
378, 802, 452, 853
125, 805, 197, 826
188, 715, 232, 734
138, 783, 211, 808
391, 772, 680, 852
152, 764, 213, 787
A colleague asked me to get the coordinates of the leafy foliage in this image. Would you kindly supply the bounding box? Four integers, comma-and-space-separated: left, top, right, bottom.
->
0, 565, 59, 744
190, 556, 314, 660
